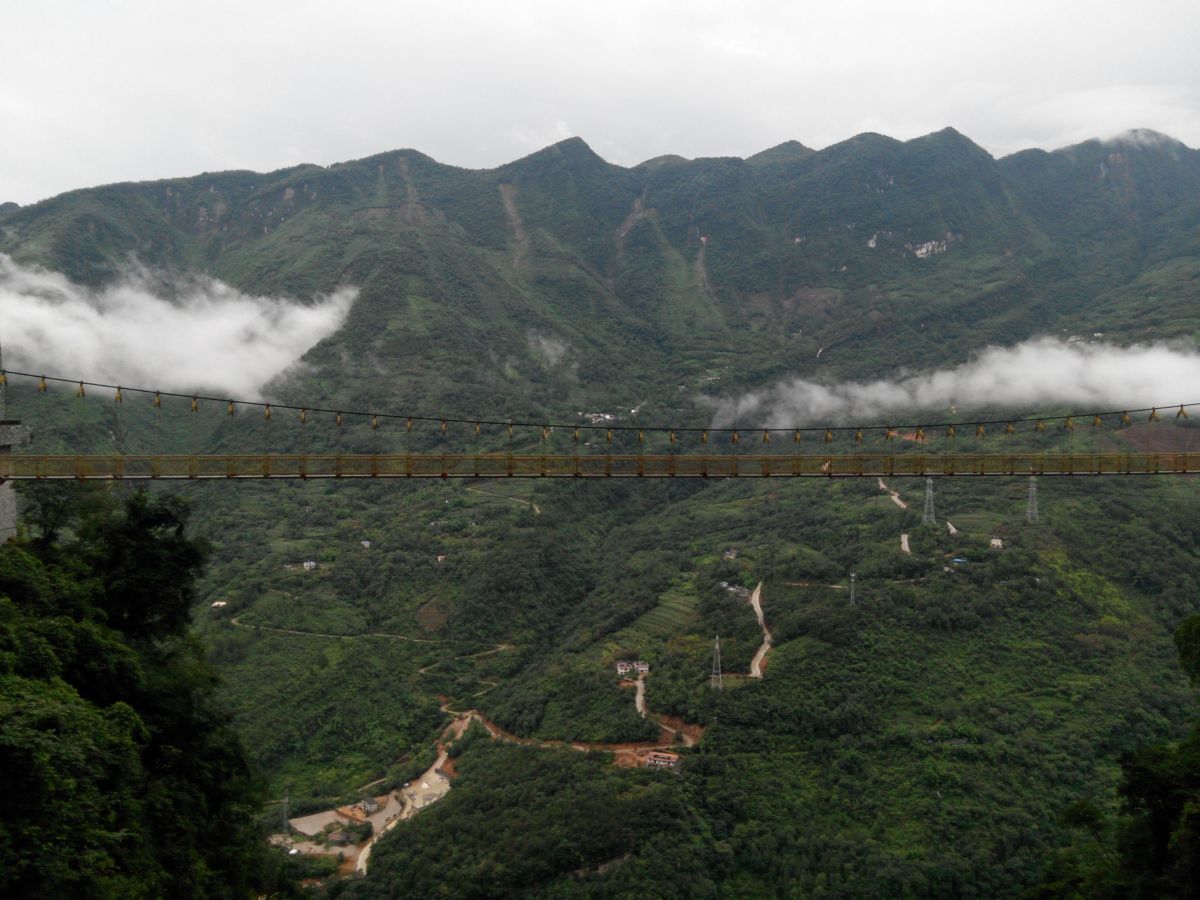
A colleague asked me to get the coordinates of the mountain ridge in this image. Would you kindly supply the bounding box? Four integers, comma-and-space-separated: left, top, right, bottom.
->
2, 128, 1193, 217
3, 122, 1199, 428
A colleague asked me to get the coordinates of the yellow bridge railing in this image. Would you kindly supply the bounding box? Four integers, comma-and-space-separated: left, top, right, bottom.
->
2, 452, 1199, 480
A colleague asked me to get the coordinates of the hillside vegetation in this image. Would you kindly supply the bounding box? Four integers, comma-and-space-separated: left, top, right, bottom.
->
3, 128, 1200, 896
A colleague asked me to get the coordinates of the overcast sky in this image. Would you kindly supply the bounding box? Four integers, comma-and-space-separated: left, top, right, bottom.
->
2, 0, 1197, 205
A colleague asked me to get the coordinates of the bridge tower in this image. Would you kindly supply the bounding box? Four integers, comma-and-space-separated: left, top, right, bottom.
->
0, 343, 32, 544
921, 477, 936, 526
710, 636, 723, 690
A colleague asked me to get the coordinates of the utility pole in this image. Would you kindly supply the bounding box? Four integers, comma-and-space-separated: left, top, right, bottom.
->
710, 635, 723, 690
1026, 475, 1039, 524
922, 477, 936, 526
849, 572, 857, 607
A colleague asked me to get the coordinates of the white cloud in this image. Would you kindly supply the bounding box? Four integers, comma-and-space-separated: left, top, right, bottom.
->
709, 337, 1200, 428
527, 332, 570, 366
0, 255, 355, 397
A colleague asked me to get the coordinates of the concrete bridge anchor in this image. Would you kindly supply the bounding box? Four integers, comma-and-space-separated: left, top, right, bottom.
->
0, 420, 31, 545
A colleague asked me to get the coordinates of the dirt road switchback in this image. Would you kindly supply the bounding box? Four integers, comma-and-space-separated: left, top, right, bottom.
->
748, 582, 772, 678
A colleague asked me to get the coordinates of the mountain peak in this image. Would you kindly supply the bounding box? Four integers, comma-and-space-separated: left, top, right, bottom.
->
634, 153, 688, 170
1103, 128, 1187, 150
545, 136, 605, 164
550, 135, 593, 152
503, 136, 610, 176
909, 126, 992, 158
747, 140, 815, 166
823, 132, 903, 155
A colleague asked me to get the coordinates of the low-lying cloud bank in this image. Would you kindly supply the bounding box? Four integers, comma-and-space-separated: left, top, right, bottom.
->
0, 254, 355, 397
710, 337, 1200, 427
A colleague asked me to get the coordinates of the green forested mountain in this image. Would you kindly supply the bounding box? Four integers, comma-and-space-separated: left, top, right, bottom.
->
5, 126, 1200, 407
3, 128, 1200, 897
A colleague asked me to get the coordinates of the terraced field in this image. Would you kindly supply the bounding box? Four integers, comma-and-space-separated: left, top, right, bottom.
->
618, 584, 700, 642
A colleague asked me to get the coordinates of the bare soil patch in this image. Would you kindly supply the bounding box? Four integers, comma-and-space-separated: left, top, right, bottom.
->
416, 599, 449, 633
499, 183, 529, 267
657, 714, 705, 746
1117, 423, 1199, 453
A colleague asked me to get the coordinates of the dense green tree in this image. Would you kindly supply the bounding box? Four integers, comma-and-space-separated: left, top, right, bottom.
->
0, 487, 273, 898
1035, 615, 1200, 899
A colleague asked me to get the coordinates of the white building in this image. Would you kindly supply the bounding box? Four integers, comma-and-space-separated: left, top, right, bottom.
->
645, 751, 680, 770
616, 660, 650, 676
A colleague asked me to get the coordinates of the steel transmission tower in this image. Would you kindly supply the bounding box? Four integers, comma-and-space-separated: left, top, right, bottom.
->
710, 635, 723, 690
1026, 475, 1039, 524
922, 477, 936, 526
849, 572, 857, 607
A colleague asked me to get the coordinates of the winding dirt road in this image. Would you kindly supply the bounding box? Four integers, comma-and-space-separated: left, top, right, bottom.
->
878, 479, 913, 555
748, 582, 772, 678
284, 597, 709, 877
229, 615, 443, 644
465, 485, 541, 515
324, 692, 703, 876
417, 643, 516, 676
878, 478, 908, 509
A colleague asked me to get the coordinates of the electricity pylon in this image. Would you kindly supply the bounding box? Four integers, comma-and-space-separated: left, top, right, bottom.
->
921, 480, 940, 528
710, 635, 723, 690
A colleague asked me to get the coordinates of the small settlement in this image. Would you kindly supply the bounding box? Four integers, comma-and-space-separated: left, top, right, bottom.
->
645, 751, 681, 771
276, 792, 404, 872
615, 660, 650, 676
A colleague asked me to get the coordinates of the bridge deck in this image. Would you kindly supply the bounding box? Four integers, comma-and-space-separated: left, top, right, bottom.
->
1, 452, 1198, 480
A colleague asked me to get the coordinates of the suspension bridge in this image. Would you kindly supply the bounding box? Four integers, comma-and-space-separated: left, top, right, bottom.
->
0, 368, 1198, 482
1, 451, 1198, 480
